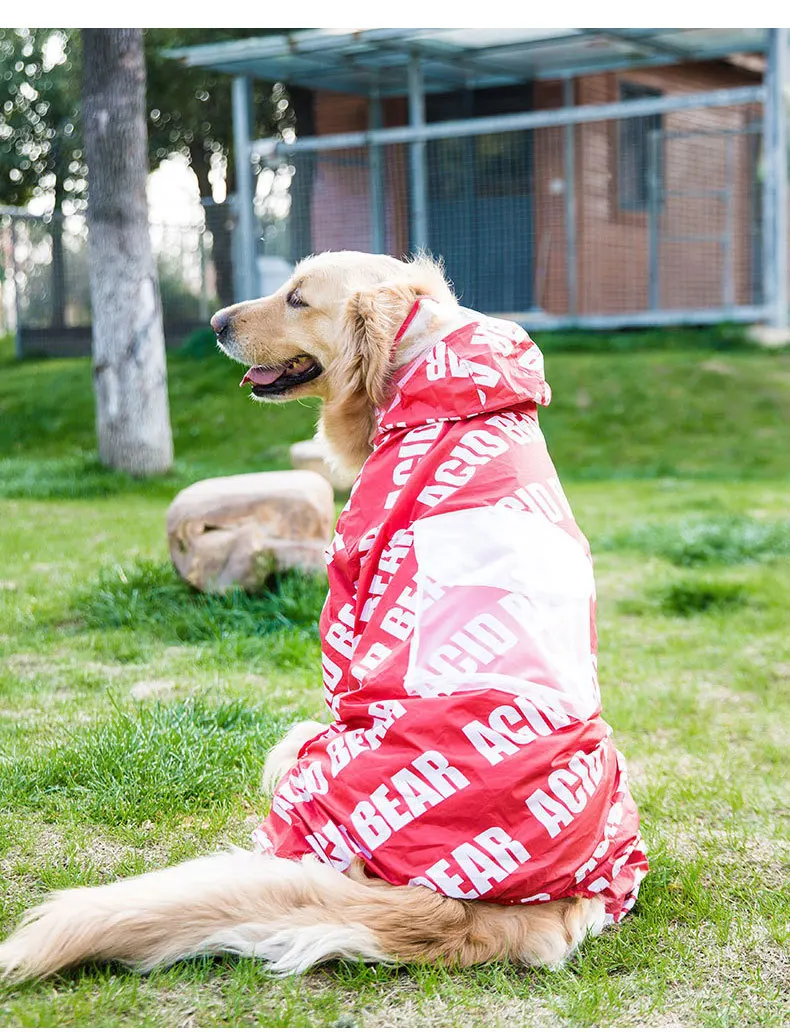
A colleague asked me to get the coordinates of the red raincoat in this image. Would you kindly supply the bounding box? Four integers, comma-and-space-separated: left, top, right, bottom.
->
254, 298, 648, 924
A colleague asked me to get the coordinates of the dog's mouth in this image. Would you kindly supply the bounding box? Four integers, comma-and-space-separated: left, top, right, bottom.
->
239, 354, 323, 396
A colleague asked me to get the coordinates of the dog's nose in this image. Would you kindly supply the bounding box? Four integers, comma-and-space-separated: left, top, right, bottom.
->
210, 308, 231, 340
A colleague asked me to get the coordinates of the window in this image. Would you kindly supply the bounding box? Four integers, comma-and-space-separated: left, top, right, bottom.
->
618, 82, 663, 212
426, 85, 533, 199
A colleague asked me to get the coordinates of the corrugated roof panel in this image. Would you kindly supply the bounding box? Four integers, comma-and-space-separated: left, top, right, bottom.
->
166, 28, 769, 96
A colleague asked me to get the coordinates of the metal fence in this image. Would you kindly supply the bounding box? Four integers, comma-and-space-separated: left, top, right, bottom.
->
254, 86, 780, 330
0, 207, 238, 358
1, 86, 785, 356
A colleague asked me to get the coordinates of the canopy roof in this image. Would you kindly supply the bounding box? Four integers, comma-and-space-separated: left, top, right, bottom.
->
167, 28, 768, 96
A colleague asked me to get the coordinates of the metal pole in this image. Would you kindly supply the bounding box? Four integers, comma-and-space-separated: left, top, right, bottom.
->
765, 28, 788, 328
11, 217, 22, 359
563, 77, 577, 316
723, 134, 736, 308
762, 61, 775, 313
369, 86, 386, 253
232, 75, 258, 301
647, 128, 660, 311
198, 225, 209, 322
261, 85, 766, 154
408, 53, 428, 252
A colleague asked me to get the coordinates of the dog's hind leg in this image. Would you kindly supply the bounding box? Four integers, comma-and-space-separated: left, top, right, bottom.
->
464, 893, 607, 969
261, 720, 327, 794
344, 864, 606, 970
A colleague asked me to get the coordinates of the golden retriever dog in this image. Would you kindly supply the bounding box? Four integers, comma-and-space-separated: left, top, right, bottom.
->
0, 252, 647, 984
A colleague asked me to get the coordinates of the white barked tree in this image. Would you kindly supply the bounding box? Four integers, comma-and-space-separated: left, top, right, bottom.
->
82, 28, 174, 475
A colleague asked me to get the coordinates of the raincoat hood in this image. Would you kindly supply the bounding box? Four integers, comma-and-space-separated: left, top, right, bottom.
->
377, 297, 552, 434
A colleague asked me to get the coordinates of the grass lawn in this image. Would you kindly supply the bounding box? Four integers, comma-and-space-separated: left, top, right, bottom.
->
0, 333, 789, 1026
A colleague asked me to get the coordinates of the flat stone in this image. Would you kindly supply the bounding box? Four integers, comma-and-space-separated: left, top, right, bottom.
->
748, 324, 790, 348
167, 470, 333, 594
290, 437, 356, 492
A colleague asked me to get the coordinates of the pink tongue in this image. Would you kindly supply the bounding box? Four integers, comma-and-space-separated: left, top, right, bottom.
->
240, 365, 285, 387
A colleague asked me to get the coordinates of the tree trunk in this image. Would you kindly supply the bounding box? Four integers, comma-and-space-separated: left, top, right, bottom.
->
82, 28, 173, 475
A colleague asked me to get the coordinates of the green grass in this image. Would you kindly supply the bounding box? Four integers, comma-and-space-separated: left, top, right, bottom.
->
75, 561, 326, 641
604, 514, 790, 567
2, 331, 790, 491
1, 331, 789, 1025
1, 699, 289, 826
624, 574, 752, 617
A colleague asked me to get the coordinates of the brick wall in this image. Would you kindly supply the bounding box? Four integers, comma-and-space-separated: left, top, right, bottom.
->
559, 64, 760, 315
309, 92, 409, 256
306, 61, 761, 317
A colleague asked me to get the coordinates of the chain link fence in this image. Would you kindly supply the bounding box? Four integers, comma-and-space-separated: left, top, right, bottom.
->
0, 206, 240, 358
259, 95, 774, 328
0, 90, 785, 356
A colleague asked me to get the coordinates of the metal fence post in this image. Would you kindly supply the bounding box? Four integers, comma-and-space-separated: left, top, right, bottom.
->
198, 226, 210, 322
763, 28, 788, 328
11, 217, 22, 359
408, 54, 428, 252
232, 75, 259, 302
647, 128, 661, 311
723, 135, 736, 308
563, 77, 577, 316
369, 85, 386, 253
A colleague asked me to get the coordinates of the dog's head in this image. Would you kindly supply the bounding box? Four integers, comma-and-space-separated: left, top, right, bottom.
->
211, 251, 454, 410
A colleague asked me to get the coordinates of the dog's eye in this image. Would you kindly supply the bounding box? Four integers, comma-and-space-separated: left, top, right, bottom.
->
286, 288, 307, 308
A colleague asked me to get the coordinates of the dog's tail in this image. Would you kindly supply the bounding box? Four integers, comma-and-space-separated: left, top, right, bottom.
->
0, 850, 604, 983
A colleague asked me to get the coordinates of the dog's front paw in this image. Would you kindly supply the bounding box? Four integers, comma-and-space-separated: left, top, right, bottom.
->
262, 720, 327, 794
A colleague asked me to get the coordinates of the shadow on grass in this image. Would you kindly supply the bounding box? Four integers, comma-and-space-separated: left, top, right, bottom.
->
602, 515, 790, 567
620, 574, 751, 617
535, 323, 762, 354
0, 454, 191, 501
73, 561, 327, 643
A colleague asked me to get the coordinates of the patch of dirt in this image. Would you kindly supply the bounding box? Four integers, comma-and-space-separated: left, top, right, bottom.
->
162, 645, 196, 662
622, 755, 648, 788
1, 820, 232, 896
666, 824, 790, 882
617, 923, 790, 1026
701, 359, 736, 376
15, 825, 134, 878
0, 708, 38, 720
129, 678, 176, 701
359, 993, 561, 1028
5, 653, 50, 678
240, 673, 270, 690
80, 661, 135, 679
688, 677, 744, 707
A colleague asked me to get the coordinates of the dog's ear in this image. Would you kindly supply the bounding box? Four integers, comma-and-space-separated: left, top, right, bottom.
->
338, 280, 419, 407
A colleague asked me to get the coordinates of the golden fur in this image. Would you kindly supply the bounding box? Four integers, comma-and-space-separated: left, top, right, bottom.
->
214, 251, 457, 474
0, 252, 606, 985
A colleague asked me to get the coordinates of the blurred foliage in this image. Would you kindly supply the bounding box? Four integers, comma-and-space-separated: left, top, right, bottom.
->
0, 28, 84, 211
0, 28, 294, 213
143, 29, 292, 200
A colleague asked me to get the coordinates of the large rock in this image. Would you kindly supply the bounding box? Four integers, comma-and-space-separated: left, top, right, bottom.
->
167, 471, 334, 594
289, 437, 356, 492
